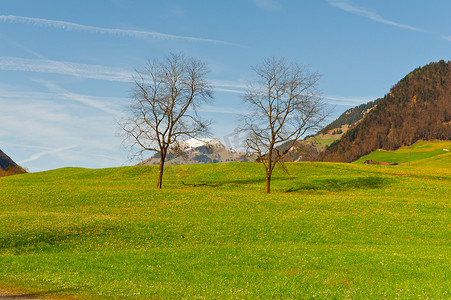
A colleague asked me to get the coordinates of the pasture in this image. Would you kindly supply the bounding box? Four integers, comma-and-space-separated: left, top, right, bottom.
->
355, 140, 451, 167
0, 160, 449, 298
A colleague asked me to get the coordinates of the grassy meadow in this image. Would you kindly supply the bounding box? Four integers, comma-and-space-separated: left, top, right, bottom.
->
0, 156, 450, 298
354, 140, 451, 168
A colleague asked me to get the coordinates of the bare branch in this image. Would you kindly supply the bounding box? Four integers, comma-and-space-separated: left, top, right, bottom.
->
118, 52, 213, 188
239, 57, 327, 193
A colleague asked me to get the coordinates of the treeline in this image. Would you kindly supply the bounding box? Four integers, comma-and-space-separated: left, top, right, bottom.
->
320, 60, 451, 162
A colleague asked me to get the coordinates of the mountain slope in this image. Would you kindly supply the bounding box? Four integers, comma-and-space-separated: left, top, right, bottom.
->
0, 149, 19, 170
319, 60, 451, 162
278, 99, 381, 162
139, 138, 254, 165
321, 98, 381, 134
0, 149, 25, 176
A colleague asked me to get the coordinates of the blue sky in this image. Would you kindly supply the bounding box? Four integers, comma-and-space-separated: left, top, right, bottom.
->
1, 0, 450, 171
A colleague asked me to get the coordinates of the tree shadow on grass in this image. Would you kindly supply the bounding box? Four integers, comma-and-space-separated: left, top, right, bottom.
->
0, 224, 118, 254
181, 176, 391, 193
0, 288, 77, 299
181, 177, 294, 188
286, 176, 390, 193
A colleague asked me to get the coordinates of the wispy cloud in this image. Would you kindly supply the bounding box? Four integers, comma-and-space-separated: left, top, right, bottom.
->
251, 0, 282, 11
323, 95, 376, 106
19, 145, 78, 164
329, 1, 451, 42
211, 80, 247, 90
328, 1, 424, 32
0, 15, 240, 46
0, 56, 133, 82
0, 93, 125, 170
213, 87, 245, 94
210, 80, 247, 94
197, 105, 246, 114
0, 56, 248, 94
32, 79, 124, 116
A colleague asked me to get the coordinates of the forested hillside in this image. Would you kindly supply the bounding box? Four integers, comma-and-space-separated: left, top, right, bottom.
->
320, 60, 451, 162
0, 149, 25, 176
322, 98, 381, 133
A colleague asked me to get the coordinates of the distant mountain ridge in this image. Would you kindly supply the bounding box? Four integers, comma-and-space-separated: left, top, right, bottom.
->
139, 138, 255, 165
319, 60, 451, 162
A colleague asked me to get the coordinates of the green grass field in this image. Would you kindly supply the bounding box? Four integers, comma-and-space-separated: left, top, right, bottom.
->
0, 157, 450, 298
354, 140, 451, 167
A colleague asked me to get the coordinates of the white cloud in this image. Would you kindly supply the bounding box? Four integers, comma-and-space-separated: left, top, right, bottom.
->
0, 15, 240, 46
329, 1, 425, 32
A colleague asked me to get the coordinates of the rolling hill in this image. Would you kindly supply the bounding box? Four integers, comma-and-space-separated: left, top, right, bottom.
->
319, 60, 451, 162
0, 161, 449, 298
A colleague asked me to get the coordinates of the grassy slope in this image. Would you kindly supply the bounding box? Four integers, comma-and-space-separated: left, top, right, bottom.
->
309, 136, 338, 148
354, 140, 451, 167
0, 162, 450, 299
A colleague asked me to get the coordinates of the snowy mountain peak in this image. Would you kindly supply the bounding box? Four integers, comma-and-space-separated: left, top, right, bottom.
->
139, 138, 255, 165
179, 138, 223, 150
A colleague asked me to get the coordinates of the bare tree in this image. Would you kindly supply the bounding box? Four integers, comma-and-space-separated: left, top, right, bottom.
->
119, 53, 213, 188
240, 57, 327, 193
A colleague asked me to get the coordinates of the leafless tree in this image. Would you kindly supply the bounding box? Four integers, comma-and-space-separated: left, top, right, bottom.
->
240, 57, 327, 193
119, 53, 213, 188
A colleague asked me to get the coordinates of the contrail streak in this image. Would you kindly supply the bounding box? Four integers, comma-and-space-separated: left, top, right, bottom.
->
0, 15, 241, 46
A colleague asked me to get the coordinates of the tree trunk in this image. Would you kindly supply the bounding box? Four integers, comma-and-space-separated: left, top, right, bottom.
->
265, 170, 271, 194
156, 154, 165, 189
265, 150, 273, 194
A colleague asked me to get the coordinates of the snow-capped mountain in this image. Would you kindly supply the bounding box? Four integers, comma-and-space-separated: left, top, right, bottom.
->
178, 138, 225, 151
139, 138, 254, 165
